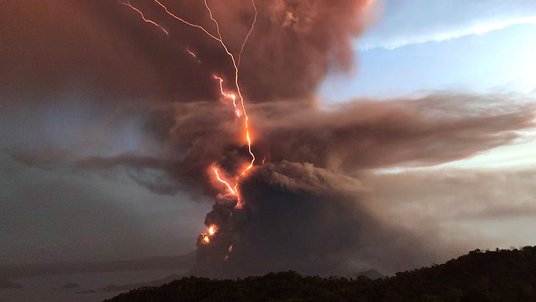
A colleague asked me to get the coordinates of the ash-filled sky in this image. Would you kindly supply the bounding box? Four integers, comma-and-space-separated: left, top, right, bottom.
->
1, 0, 535, 275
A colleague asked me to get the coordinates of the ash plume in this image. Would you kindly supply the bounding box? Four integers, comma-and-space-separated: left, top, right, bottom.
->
192, 161, 456, 276
3, 0, 535, 276
0, 0, 370, 102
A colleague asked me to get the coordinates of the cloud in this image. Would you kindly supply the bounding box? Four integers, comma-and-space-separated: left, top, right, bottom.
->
360, 0, 536, 50
0, 0, 377, 268
13, 92, 530, 199
254, 94, 535, 171
361, 16, 536, 50
363, 167, 536, 249
2, 0, 535, 275
0, 154, 207, 264
193, 161, 465, 276
0, 0, 372, 103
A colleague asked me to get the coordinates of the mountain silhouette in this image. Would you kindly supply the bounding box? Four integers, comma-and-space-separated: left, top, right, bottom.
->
106, 246, 536, 302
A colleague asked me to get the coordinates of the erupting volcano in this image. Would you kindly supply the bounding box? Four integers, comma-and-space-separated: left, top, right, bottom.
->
0, 0, 534, 290
116, 0, 431, 277
2, 2, 536, 300
107, 0, 536, 277
122, 0, 263, 274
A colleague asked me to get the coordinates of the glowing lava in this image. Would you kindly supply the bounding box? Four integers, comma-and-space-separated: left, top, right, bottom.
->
208, 225, 217, 235
201, 224, 218, 245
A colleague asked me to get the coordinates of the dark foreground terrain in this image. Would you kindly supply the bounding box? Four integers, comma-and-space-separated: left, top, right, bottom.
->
107, 247, 536, 302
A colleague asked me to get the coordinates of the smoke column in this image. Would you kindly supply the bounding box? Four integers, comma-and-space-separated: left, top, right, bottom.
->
88, 0, 534, 277
115, 0, 377, 276
1, 0, 534, 275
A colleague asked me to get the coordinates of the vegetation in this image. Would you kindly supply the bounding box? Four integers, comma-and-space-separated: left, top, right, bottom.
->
106, 247, 536, 302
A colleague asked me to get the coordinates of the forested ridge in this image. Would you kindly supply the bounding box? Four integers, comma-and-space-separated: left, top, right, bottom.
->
106, 246, 536, 302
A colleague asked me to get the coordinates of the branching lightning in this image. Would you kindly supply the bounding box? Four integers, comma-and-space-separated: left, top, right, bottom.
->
121, 0, 259, 252
121, 1, 169, 35
147, 0, 257, 177
213, 75, 240, 117
202, 0, 256, 176
238, 0, 258, 67
213, 166, 237, 196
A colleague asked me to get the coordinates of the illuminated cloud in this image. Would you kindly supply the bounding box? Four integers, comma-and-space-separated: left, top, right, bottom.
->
360, 16, 536, 50
358, 0, 536, 50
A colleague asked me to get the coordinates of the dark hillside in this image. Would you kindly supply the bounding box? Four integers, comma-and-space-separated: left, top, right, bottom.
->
106, 247, 536, 302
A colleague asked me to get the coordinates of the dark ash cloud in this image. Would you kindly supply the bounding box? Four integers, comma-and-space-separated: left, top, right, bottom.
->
62, 94, 534, 276
2, 0, 535, 277
132, 94, 533, 196
0, 0, 370, 102
193, 162, 464, 276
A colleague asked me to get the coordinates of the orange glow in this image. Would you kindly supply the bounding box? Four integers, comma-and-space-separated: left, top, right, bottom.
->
213, 166, 237, 196
208, 225, 217, 236
125, 0, 261, 249
151, 0, 258, 184
202, 0, 257, 175
362, 0, 376, 10
200, 225, 218, 245
213, 75, 240, 117
121, 1, 169, 35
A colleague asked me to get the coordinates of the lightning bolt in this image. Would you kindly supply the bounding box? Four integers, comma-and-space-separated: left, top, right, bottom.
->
150, 0, 257, 174
152, 0, 220, 40
213, 75, 240, 117
120, 1, 169, 35
121, 0, 259, 247
185, 47, 201, 63
148, 0, 257, 191
238, 0, 258, 67
213, 166, 237, 196
202, 0, 256, 176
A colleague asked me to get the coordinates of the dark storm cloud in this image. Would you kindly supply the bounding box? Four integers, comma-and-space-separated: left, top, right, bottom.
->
34, 92, 530, 276
3, 0, 535, 277
254, 94, 535, 171
193, 161, 464, 276
0, 0, 370, 102
358, 168, 536, 255
77, 93, 532, 197
365, 168, 536, 222
0, 154, 205, 265
76, 154, 184, 196
229, 165, 536, 275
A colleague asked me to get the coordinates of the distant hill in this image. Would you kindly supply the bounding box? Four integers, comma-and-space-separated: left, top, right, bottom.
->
350, 269, 384, 280
99, 273, 184, 293
106, 246, 536, 302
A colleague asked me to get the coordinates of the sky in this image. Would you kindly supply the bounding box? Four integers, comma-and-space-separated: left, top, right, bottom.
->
320, 0, 536, 169
1, 0, 535, 273
319, 0, 536, 260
